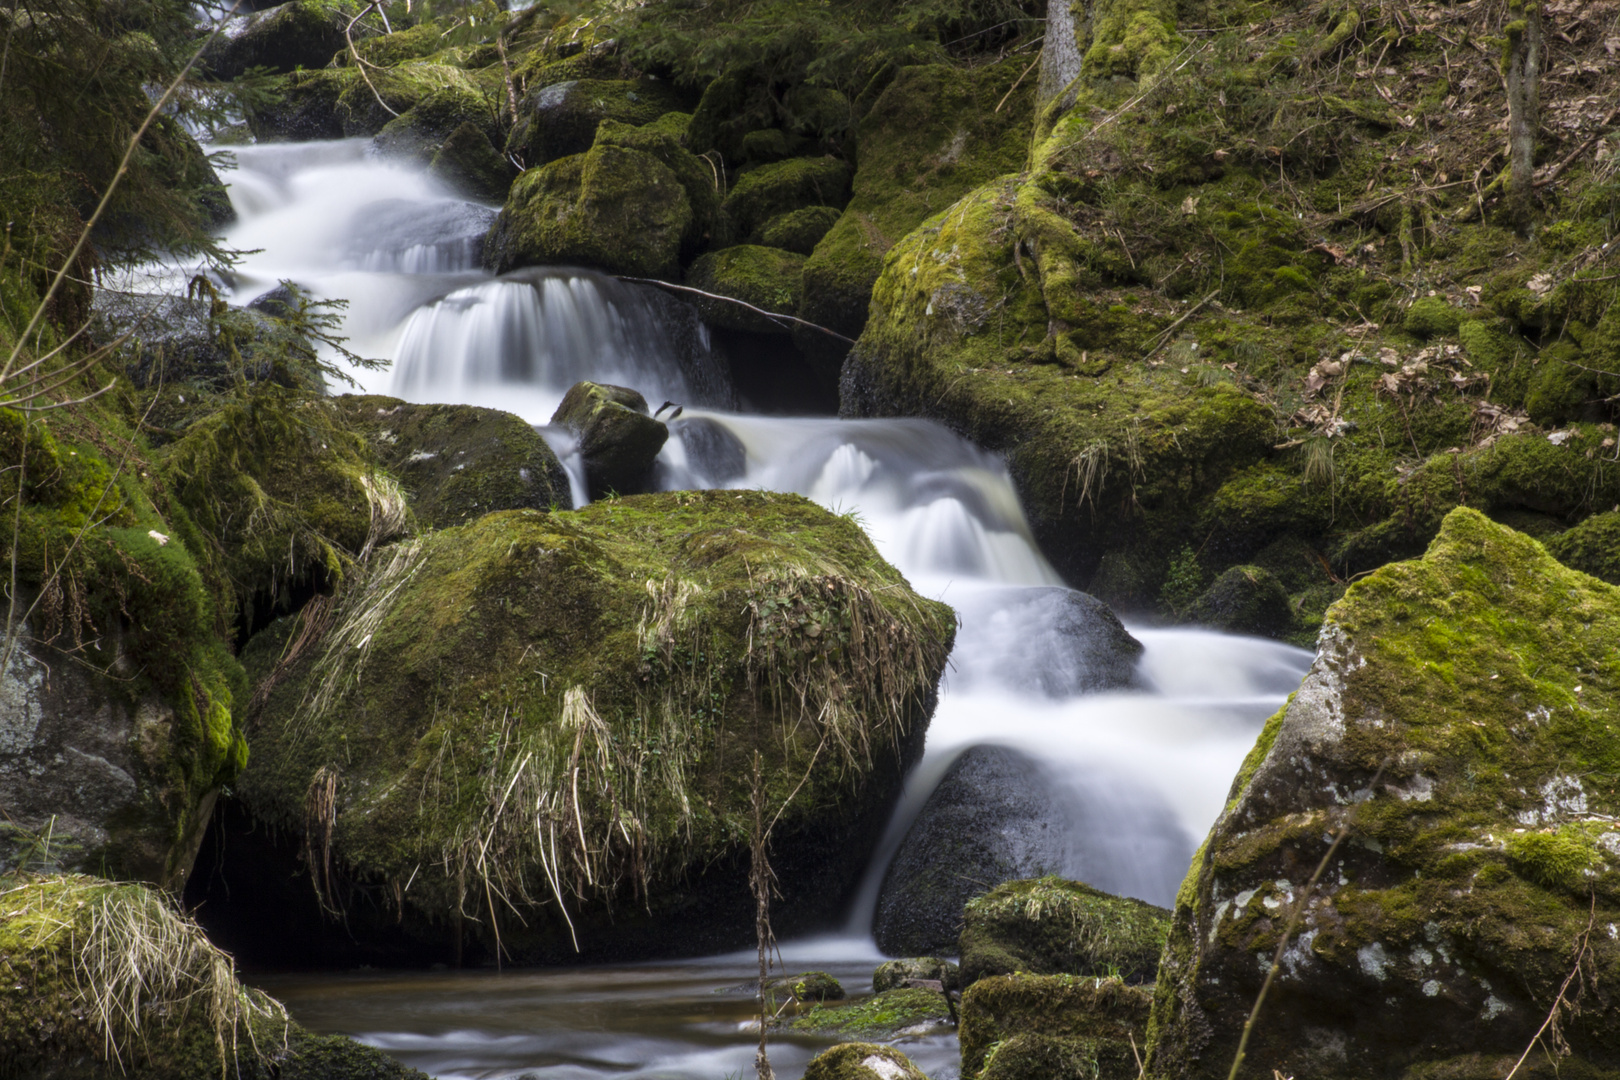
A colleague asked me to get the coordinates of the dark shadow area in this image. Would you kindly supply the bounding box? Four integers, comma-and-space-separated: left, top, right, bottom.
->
714, 328, 839, 415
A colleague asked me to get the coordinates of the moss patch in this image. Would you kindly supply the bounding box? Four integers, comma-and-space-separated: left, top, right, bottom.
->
960, 876, 1171, 987
684, 245, 806, 333
791, 987, 949, 1039
960, 974, 1151, 1080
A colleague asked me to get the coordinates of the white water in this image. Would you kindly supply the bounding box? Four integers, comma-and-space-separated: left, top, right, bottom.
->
205, 143, 1314, 1078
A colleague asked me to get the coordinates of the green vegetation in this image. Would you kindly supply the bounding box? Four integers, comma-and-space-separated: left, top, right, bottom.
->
791, 987, 949, 1038
802, 1042, 929, 1080
960, 876, 1171, 986
960, 974, 1151, 1080
1146, 509, 1620, 1078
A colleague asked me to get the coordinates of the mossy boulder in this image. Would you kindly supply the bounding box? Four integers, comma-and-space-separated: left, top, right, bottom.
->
802, 1043, 928, 1080
684, 245, 805, 334
550, 381, 667, 498
1187, 564, 1293, 638
797, 57, 1034, 365
1545, 510, 1620, 585
372, 87, 515, 198
250, 64, 478, 142
766, 970, 845, 1003
758, 205, 842, 256
1145, 509, 1620, 1080
428, 121, 515, 202
485, 119, 719, 277
235, 490, 954, 962
722, 156, 851, 239
960, 975, 1151, 1080
874, 956, 958, 993
961, 877, 1171, 987
791, 988, 951, 1039
505, 78, 685, 168
202, 0, 354, 80
337, 396, 570, 526
0, 872, 424, 1079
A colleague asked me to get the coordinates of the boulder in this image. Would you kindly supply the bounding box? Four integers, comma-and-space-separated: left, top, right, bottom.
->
960, 877, 1170, 987
791, 989, 952, 1040
683, 245, 805, 334
485, 120, 719, 277
429, 122, 514, 202
1546, 509, 1620, 585
803, 1043, 928, 1080
1145, 509, 1620, 1080
722, 156, 851, 238
202, 0, 353, 80
0, 872, 425, 1079
670, 417, 748, 486
225, 491, 954, 964
550, 381, 668, 498
766, 971, 845, 1003
1187, 564, 1293, 638
873, 745, 1069, 957
249, 64, 478, 143
960, 975, 1151, 1080
873, 957, 958, 993
505, 78, 685, 168
949, 587, 1143, 696
757, 205, 842, 255
336, 396, 571, 526
371, 88, 514, 199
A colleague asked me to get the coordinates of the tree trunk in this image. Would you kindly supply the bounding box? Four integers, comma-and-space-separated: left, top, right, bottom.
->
1504, 1, 1543, 229
1036, 0, 1084, 115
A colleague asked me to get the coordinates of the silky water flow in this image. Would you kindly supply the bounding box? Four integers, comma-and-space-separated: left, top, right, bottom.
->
201, 143, 1313, 1080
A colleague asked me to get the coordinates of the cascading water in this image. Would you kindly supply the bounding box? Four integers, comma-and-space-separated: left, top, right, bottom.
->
207, 141, 1314, 1079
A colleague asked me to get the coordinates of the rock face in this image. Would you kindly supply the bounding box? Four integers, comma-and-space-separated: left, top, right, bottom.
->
0, 872, 425, 1079
485, 118, 718, 277
229, 491, 954, 963
873, 746, 1071, 957
550, 381, 668, 498
803, 1043, 928, 1080
1145, 509, 1620, 1080
960, 877, 1171, 987
960, 975, 1151, 1080
338, 396, 571, 525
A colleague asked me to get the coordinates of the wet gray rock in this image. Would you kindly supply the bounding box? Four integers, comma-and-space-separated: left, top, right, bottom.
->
671, 417, 747, 485
551, 381, 669, 498
950, 587, 1144, 696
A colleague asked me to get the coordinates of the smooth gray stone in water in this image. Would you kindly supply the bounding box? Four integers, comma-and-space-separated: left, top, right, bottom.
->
949, 586, 1144, 697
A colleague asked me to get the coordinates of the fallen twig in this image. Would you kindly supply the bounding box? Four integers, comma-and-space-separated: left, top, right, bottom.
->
1143, 289, 1219, 362
616, 277, 855, 343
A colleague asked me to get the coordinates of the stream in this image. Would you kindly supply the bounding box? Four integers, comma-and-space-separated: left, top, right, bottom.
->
184, 139, 1314, 1079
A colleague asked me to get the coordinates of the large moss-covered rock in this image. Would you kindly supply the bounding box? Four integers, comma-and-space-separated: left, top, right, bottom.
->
0, 872, 424, 1079
1145, 508, 1620, 1080
550, 381, 667, 498
961, 876, 1171, 987
202, 0, 354, 80
337, 396, 571, 525
485, 119, 719, 277
684, 245, 805, 334
722, 157, 851, 239
960, 975, 1151, 1080
235, 491, 954, 962
802, 1043, 928, 1080
796, 57, 1034, 363
505, 78, 685, 167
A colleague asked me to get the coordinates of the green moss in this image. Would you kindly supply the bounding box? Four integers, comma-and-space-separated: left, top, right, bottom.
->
960, 975, 1151, 1079
0, 872, 423, 1079
960, 876, 1171, 987
1083, 0, 1180, 83
1188, 564, 1293, 638
722, 156, 851, 238
1404, 297, 1464, 340
505, 78, 687, 168
758, 205, 844, 255
684, 245, 805, 333
238, 490, 954, 959
1545, 511, 1620, 585
768, 971, 845, 1003
791, 987, 948, 1038
802, 1043, 927, 1080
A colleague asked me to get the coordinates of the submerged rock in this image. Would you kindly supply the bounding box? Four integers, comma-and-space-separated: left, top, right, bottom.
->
0, 872, 425, 1079
803, 1043, 929, 1080
960, 975, 1150, 1080
338, 396, 570, 526
1146, 509, 1620, 1079
873, 957, 958, 993
949, 587, 1143, 696
231, 491, 953, 963
550, 381, 668, 498
960, 877, 1170, 987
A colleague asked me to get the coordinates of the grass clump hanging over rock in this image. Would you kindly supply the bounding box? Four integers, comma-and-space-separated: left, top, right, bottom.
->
0, 871, 425, 1079
1144, 508, 1620, 1079
235, 490, 954, 962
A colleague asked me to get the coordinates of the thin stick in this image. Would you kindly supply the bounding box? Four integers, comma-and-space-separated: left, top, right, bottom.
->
1503, 895, 1598, 1080
346, 3, 399, 119
1143, 290, 1219, 362
616, 277, 855, 343
0, 0, 242, 386
996, 50, 1043, 112
1536, 104, 1620, 188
